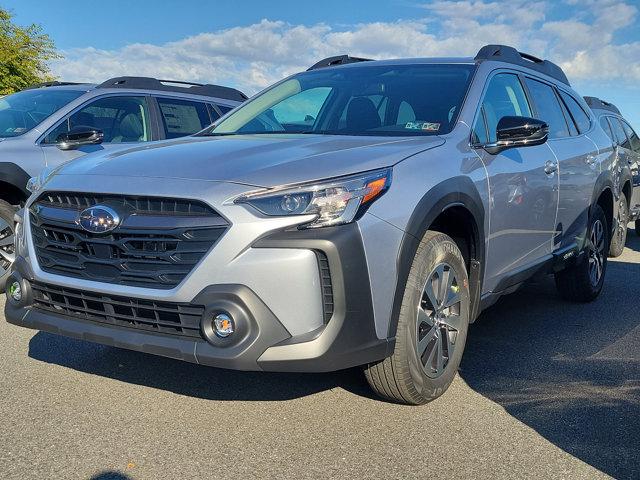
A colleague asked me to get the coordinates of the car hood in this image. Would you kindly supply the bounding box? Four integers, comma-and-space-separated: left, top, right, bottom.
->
57, 134, 445, 188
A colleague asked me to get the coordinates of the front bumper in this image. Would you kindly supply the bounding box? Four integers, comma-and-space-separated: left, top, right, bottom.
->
5, 223, 394, 372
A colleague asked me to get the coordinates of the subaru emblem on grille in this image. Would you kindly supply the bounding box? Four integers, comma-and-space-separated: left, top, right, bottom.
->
77, 205, 121, 233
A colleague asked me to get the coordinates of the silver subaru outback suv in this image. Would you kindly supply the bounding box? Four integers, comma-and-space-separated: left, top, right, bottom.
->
5, 45, 626, 404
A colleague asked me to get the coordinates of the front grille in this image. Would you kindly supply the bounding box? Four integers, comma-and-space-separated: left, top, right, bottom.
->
32, 282, 205, 338
30, 193, 229, 289
39, 192, 215, 216
316, 251, 334, 323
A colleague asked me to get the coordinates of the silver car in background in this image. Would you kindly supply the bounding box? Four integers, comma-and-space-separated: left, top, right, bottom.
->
0, 77, 247, 289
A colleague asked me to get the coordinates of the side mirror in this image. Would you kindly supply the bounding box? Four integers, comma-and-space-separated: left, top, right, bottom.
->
484, 116, 548, 154
56, 126, 104, 151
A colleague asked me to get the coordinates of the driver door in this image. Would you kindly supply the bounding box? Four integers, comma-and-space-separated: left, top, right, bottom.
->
472, 72, 559, 293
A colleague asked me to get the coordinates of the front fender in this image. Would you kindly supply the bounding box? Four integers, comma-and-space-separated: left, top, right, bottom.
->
387, 176, 486, 338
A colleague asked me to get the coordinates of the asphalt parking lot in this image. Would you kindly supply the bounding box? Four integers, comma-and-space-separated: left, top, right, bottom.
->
1, 234, 639, 480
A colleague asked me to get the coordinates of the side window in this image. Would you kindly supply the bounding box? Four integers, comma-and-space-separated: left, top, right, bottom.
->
524, 78, 569, 139
559, 91, 591, 134
216, 105, 233, 116
471, 107, 489, 144
621, 120, 640, 154
207, 104, 220, 123
478, 73, 532, 143
610, 117, 631, 150
44, 96, 151, 144
157, 97, 211, 139
557, 95, 578, 136
600, 117, 615, 142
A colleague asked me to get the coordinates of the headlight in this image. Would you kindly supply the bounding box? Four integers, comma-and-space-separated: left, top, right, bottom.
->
26, 166, 56, 194
235, 168, 392, 229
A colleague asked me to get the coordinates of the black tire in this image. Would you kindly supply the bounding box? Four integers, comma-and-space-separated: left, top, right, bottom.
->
364, 231, 470, 405
636, 219, 640, 237
609, 194, 628, 257
555, 204, 608, 302
0, 199, 16, 292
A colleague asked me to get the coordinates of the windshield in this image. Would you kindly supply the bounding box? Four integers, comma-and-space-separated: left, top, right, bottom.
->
206, 64, 475, 137
0, 88, 85, 138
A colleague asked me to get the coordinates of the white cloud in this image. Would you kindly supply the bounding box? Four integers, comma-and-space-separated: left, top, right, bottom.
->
50, 1, 640, 95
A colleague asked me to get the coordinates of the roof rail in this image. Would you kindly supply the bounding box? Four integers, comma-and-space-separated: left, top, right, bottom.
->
25, 81, 85, 90
308, 55, 372, 71
583, 96, 621, 115
475, 45, 570, 86
96, 77, 248, 102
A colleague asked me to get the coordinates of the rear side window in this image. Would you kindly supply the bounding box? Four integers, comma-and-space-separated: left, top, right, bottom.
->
207, 104, 220, 122
476, 73, 532, 143
44, 96, 151, 144
524, 78, 569, 139
621, 120, 640, 153
216, 105, 233, 115
157, 98, 211, 139
558, 91, 591, 134
600, 117, 614, 142
610, 117, 631, 150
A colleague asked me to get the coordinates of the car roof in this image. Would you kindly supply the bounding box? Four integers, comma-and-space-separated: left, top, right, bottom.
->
308, 57, 475, 69
308, 45, 570, 86
23, 77, 247, 103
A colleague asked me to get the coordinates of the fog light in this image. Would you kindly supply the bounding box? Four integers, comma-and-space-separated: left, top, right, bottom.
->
8, 281, 22, 302
213, 313, 234, 338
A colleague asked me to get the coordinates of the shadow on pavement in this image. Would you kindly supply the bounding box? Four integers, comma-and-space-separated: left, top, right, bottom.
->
26, 239, 640, 477
460, 236, 640, 479
28, 331, 373, 402
89, 472, 132, 480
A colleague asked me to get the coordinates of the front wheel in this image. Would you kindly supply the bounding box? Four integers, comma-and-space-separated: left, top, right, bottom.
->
609, 194, 628, 257
0, 200, 17, 292
555, 204, 608, 302
364, 231, 470, 405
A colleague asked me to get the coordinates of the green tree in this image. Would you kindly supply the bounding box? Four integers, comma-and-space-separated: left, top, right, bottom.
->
0, 8, 59, 95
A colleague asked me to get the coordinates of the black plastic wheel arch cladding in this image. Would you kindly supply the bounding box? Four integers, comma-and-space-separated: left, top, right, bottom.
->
0, 163, 31, 200
386, 176, 486, 340
591, 170, 616, 234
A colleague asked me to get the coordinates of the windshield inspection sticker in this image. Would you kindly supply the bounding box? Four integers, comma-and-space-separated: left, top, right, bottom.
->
405, 121, 440, 132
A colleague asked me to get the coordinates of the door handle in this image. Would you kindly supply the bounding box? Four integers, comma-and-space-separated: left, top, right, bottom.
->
586, 155, 597, 165
544, 160, 558, 175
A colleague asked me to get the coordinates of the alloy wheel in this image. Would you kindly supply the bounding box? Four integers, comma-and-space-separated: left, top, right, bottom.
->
588, 218, 606, 287
416, 263, 463, 378
0, 216, 15, 277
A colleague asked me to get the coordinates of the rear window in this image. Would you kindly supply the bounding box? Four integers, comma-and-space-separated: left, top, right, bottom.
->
157, 97, 212, 138
524, 78, 569, 139
559, 91, 591, 134
600, 117, 614, 142
0, 89, 84, 138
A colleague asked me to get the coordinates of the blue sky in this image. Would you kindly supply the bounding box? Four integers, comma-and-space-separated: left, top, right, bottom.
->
3, 0, 640, 128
